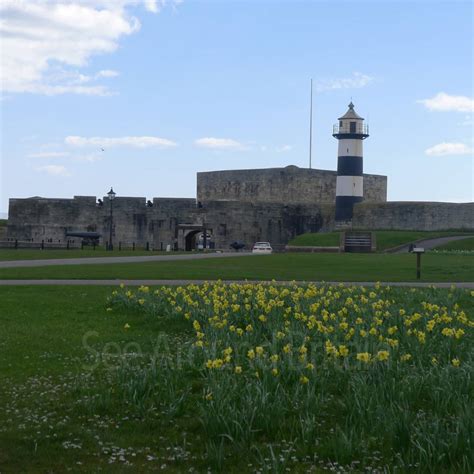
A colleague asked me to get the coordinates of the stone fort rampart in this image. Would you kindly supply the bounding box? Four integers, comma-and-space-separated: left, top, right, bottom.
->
7, 195, 335, 249
197, 166, 387, 204
6, 165, 473, 250
353, 201, 474, 231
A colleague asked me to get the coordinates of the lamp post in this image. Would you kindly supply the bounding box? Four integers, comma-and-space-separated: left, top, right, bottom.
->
202, 221, 207, 251
107, 187, 116, 250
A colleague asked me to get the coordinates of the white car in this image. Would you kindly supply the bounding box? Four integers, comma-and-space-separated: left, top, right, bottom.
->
252, 242, 273, 254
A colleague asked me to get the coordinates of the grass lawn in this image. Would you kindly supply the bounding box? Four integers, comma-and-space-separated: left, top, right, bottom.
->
434, 237, 474, 251
1, 252, 473, 282
0, 286, 198, 472
0, 248, 190, 261
289, 230, 474, 251
289, 231, 340, 247
1, 285, 473, 472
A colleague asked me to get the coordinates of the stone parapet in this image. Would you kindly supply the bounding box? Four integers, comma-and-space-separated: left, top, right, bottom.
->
353, 201, 474, 231
197, 166, 387, 205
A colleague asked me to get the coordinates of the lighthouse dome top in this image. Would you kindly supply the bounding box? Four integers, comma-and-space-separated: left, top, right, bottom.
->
338, 102, 364, 121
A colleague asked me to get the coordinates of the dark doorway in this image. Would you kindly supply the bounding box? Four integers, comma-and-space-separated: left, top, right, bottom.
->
350, 121, 356, 133
185, 230, 201, 251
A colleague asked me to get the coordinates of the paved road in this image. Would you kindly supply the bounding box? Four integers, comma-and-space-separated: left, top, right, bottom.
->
0, 251, 255, 268
0, 279, 472, 288
392, 235, 473, 253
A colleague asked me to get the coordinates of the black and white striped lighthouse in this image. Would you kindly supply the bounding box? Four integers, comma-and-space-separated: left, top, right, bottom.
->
332, 102, 369, 225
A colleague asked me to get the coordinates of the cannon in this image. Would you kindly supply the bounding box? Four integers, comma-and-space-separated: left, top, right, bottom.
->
66, 231, 101, 246
230, 241, 246, 251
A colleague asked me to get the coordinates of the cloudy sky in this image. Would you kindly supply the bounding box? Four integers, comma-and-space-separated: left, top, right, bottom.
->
1, 0, 473, 215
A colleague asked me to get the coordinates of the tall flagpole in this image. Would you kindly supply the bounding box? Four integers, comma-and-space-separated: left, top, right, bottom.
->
309, 78, 313, 169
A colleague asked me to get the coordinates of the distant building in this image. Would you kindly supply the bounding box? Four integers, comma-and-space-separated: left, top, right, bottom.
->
6, 104, 473, 250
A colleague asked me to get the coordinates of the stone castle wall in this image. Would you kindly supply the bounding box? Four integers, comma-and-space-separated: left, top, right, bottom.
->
7, 196, 100, 242
6, 195, 335, 249
6, 166, 472, 249
353, 202, 474, 231
199, 201, 334, 249
197, 166, 387, 204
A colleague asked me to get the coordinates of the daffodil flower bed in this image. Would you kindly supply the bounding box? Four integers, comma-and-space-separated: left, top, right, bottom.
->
109, 282, 474, 470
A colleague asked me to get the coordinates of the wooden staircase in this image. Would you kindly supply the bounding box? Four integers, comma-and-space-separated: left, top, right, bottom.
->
341, 231, 375, 253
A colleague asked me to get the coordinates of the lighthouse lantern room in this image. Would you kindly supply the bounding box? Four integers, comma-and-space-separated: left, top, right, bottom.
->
332, 102, 369, 226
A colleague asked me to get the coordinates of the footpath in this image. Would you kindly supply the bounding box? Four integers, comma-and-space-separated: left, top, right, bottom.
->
0, 280, 473, 288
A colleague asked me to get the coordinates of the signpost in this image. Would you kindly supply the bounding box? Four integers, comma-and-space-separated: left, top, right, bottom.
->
412, 247, 425, 280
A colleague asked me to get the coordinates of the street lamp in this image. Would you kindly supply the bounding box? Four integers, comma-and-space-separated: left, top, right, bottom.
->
107, 187, 116, 250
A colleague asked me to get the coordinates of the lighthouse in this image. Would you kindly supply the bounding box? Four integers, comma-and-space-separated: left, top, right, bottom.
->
332, 102, 369, 225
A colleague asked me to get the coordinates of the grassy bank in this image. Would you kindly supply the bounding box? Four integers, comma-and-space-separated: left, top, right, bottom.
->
0, 248, 190, 261
434, 237, 474, 251
1, 284, 473, 472
1, 253, 473, 282
289, 231, 340, 247
289, 230, 474, 251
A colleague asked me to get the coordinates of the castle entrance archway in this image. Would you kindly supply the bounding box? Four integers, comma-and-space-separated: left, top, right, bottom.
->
178, 224, 213, 251
185, 230, 200, 251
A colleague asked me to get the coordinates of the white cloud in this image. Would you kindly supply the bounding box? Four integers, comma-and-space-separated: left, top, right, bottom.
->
418, 92, 474, 113
65, 135, 177, 148
36, 165, 71, 176
314, 72, 374, 93
73, 152, 103, 162
0, 1, 178, 96
276, 145, 292, 153
194, 137, 247, 150
96, 69, 120, 79
27, 151, 70, 158
144, 0, 160, 13
143, 0, 183, 13
425, 142, 473, 156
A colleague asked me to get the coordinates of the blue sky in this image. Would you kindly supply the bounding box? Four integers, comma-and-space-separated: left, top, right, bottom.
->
1, 0, 473, 216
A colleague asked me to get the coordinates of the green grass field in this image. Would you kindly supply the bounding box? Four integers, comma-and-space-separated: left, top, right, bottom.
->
289, 231, 340, 247
0, 248, 190, 261
434, 237, 474, 251
1, 284, 473, 472
1, 253, 473, 282
0, 286, 194, 472
289, 230, 474, 251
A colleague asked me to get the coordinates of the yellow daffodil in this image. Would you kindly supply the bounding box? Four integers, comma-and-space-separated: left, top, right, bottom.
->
338, 345, 349, 357
356, 352, 371, 363
376, 350, 390, 362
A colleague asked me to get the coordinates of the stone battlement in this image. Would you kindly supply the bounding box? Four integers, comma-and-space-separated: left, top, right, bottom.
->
197, 165, 387, 204
6, 166, 471, 251
353, 201, 474, 231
